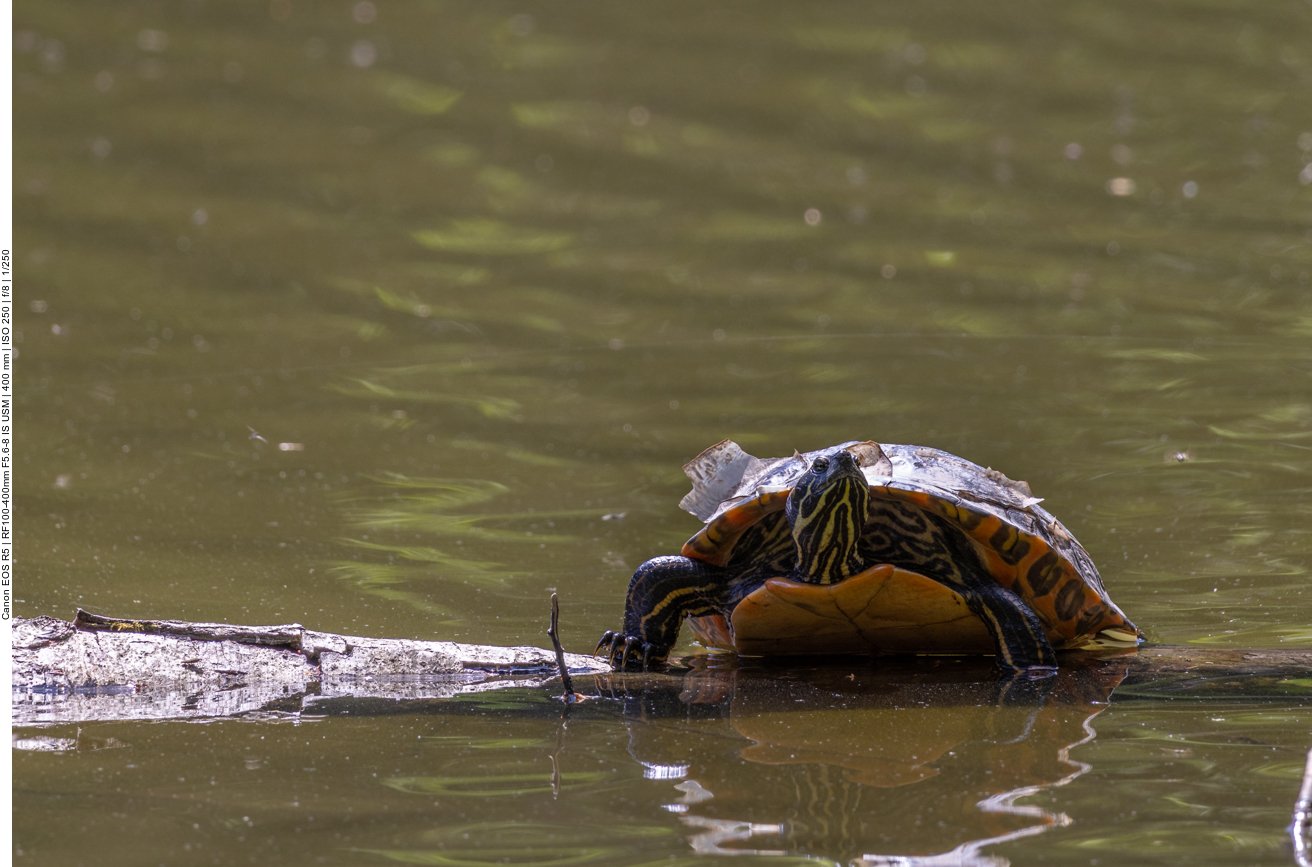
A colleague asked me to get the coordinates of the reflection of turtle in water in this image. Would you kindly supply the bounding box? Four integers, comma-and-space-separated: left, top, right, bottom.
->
597, 440, 1139, 673
612, 659, 1132, 862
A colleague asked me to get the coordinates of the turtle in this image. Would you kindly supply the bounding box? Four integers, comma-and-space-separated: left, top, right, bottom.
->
595, 440, 1140, 673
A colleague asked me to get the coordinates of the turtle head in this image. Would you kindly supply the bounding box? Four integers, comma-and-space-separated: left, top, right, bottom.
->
785, 447, 869, 584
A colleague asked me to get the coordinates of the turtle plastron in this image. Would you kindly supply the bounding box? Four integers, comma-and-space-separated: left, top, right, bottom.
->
691, 564, 995, 656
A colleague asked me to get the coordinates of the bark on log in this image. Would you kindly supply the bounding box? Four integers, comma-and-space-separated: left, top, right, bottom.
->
13, 610, 609, 724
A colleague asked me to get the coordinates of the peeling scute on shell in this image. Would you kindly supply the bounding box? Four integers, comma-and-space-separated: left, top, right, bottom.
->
680, 439, 875, 523
1047, 521, 1074, 544
983, 467, 1034, 499
679, 440, 761, 521
845, 440, 893, 477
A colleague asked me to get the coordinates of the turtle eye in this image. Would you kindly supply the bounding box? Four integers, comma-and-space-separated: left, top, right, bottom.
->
811, 457, 830, 472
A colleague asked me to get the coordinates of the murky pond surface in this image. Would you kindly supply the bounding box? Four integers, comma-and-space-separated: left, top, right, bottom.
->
13, 1, 1312, 864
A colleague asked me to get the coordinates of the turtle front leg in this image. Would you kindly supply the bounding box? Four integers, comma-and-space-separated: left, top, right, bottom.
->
960, 582, 1058, 676
596, 555, 730, 671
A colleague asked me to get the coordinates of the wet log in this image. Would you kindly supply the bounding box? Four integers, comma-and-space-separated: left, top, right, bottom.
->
12, 610, 610, 725
11, 610, 1312, 725
1079, 644, 1312, 702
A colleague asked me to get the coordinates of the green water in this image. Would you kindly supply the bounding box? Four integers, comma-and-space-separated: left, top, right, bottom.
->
13, 0, 1312, 863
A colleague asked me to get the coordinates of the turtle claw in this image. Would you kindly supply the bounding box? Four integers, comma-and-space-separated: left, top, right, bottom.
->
594, 630, 619, 659
595, 630, 627, 666
622, 636, 642, 668
595, 630, 662, 671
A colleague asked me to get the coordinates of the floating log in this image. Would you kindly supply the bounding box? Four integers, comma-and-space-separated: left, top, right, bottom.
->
12, 610, 609, 724
11, 610, 1312, 725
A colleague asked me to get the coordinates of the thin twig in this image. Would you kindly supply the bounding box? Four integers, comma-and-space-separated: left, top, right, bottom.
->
74, 609, 306, 649
547, 593, 576, 702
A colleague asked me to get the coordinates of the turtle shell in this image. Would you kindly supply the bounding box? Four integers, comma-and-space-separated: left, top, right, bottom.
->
677, 440, 1139, 656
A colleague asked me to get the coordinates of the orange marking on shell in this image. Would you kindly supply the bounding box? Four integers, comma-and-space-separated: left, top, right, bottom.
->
967, 516, 1020, 589
682, 489, 790, 567
685, 480, 1137, 652
686, 614, 736, 651
871, 485, 1134, 647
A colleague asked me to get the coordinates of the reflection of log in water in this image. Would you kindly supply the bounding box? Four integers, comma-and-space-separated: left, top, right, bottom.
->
15, 611, 1312, 864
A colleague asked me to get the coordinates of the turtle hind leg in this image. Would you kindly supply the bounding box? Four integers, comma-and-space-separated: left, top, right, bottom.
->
597, 555, 730, 671
962, 582, 1058, 676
